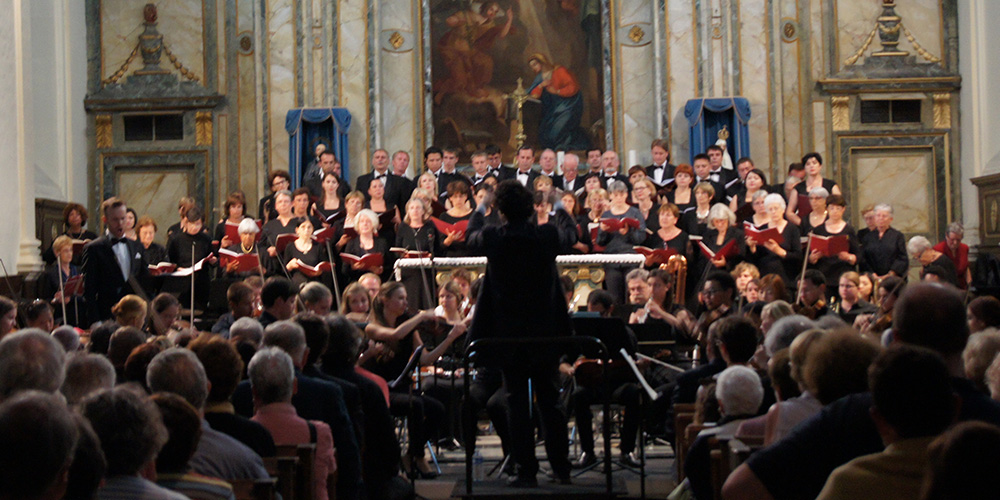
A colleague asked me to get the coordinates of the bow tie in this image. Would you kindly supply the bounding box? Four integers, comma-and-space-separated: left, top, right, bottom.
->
651, 165, 663, 171
110, 237, 127, 245
373, 173, 386, 180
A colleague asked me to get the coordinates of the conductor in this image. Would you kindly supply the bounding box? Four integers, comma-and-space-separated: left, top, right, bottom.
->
467, 180, 573, 486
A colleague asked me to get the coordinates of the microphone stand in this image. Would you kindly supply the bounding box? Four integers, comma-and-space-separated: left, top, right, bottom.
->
190, 243, 196, 330
412, 225, 436, 310
56, 255, 68, 325
265, 231, 308, 312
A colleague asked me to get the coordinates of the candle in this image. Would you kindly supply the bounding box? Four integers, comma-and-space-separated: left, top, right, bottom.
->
628, 149, 638, 168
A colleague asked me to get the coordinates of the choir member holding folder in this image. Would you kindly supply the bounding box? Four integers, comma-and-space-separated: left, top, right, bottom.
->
806, 194, 859, 297
640, 203, 689, 267
785, 152, 841, 226
342, 209, 388, 282
313, 169, 345, 223
745, 193, 802, 283
436, 181, 473, 257
663, 164, 696, 213
284, 217, 329, 287
699, 204, 743, 271
219, 218, 266, 279
597, 180, 647, 304
164, 205, 217, 310
212, 191, 249, 248
260, 190, 299, 273
396, 198, 439, 309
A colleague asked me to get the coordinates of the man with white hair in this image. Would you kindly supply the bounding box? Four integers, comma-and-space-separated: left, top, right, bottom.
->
560, 153, 584, 193
684, 365, 764, 500
249, 347, 336, 500
232, 320, 363, 500
0, 329, 66, 402
908, 235, 958, 287
860, 204, 908, 280
146, 348, 269, 481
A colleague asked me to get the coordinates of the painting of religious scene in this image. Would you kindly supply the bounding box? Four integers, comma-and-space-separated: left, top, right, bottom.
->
430, 0, 605, 161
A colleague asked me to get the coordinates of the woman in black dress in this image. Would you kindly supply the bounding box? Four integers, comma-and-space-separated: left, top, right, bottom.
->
800, 187, 830, 235
284, 217, 328, 287
729, 168, 768, 217
43, 202, 98, 265
745, 193, 802, 284
314, 171, 345, 223
260, 190, 299, 274
681, 182, 715, 237
44, 235, 86, 327
807, 194, 859, 298
221, 218, 268, 280
365, 178, 399, 248
786, 152, 841, 226
396, 198, 440, 309
642, 203, 690, 266
258, 170, 291, 222
664, 164, 695, 213
342, 209, 389, 283
437, 181, 473, 257
632, 179, 661, 235
560, 190, 590, 254
212, 191, 249, 248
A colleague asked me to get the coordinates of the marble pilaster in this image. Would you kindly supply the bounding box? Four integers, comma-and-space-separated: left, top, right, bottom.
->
339, 0, 369, 184
667, 0, 696, 162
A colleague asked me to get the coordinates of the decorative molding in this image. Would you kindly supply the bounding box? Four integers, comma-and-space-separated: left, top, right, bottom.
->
932, 93, 951, 129
780, 18, 798, 43
237, 31, 254, 56
831, 96, 850, 131
379, 29, 413, 53
95, 115, 112, 148
195, 111, 212, 146
619, 23, 652, 47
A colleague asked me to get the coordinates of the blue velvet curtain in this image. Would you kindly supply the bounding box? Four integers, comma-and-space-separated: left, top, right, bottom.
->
285, 108, 352, 188
684, 97, 751, 164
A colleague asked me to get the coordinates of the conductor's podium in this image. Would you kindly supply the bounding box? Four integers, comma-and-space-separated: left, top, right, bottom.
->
393, 254, 644, 309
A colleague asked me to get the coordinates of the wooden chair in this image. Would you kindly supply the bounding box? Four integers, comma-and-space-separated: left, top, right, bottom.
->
276, 444, 318, 500
708, 437, 728, 500
230, 478, 277, 500
676, 421, 711, 481
263, 455, 299, 500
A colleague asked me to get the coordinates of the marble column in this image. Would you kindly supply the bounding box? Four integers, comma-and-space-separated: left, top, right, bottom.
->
0, 0, 43, 272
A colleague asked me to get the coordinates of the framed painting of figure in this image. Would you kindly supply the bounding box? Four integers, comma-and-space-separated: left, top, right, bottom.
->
429, 0, 607, 160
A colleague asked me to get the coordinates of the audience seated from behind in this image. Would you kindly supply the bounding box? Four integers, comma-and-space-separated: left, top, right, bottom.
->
0, 391, 81, 500
921, 421, 1000, 500
80, 386, 188, 500
0, 329, 67, 402
146, 348, 269, 481
249, 347, 337, 500
151, 392, 236, 500
188, 334, 276, 458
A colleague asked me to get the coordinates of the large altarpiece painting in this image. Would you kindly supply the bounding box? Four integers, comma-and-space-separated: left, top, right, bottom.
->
429, 0, 606, 160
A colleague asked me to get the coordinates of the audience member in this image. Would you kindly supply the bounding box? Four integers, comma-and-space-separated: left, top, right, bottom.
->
0, 391, 79, 500
123, 342, 165, 391
51, 325, 80, 352
249, 347, 336, 500
259, 277, 297, 328
24, 301, 55, 332
146, 348, 269, 481
963, 331, 1000, 393
61, 352, 115, 406
0, 329, 66, 401
920, 421, 1000, 500
80, 386, 186, 500
151, 392, 235, 500
816, 345, 956, 500
967, 295, 1000, 334
188, 334, 276, 458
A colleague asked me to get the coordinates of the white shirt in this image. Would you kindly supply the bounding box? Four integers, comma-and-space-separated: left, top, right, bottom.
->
110, 235, 130, 281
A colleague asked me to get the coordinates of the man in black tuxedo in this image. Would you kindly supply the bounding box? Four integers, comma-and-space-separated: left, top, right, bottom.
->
82, 197, 149, 323
583, 147, 603, 180
706, 145, 738, 186
467, 180, 573, 486
485, 144, 504, 176
301, 142, 327, 197
646, 138, 676, 189
391, 150, 416, 202
725, 156, 757, 200
498, 146, 540, 189
692, 153, 728, 205
469, 150, 497, 186
559, 153, 585, 194
538, 149, 563, 187
599, 151, 630, 191
441, 147, 472, 192
305, 151, 350, 200
356, 148, 407, 208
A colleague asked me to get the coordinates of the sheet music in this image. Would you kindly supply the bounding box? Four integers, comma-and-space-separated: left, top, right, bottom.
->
619, 348, 659, 401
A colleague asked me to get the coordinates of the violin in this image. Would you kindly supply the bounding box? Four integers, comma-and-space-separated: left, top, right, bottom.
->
794, 298, 827, 320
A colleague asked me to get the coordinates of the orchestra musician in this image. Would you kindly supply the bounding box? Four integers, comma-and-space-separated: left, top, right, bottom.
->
794, 270, 830, 319
693, 271, 737, 347
853, 275, 906, 339
833, 271, 876, 325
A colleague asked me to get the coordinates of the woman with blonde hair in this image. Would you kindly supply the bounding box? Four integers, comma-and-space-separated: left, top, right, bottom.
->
339, 282, 371, 323
112, 294, 148, 329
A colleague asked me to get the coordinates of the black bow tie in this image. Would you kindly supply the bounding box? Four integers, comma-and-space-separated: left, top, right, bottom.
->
110, 237, 127, 245
373, 173, 386, 180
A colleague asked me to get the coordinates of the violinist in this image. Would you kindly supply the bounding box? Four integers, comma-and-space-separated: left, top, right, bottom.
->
794, 270, 830, 319
853, 275, 905, 339
693, 271, 736, 346
834, 271, 876, 326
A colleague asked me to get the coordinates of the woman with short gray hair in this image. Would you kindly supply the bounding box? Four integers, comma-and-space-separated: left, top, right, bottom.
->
908, 235, 959, 286
934, 221, 971, 288
701, 203, 743, 272
596, 180, 648, 304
